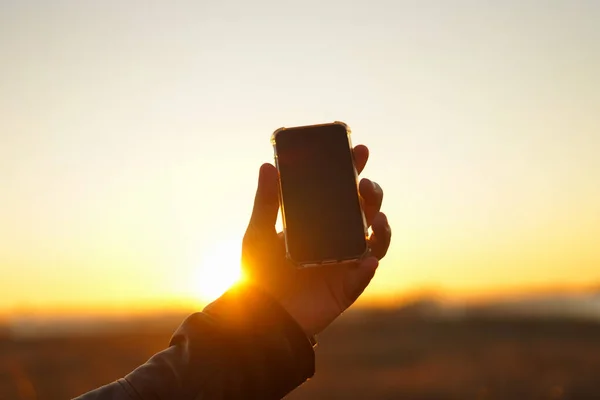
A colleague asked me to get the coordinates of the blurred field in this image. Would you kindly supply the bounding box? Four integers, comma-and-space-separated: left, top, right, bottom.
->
2, 308, 600, 400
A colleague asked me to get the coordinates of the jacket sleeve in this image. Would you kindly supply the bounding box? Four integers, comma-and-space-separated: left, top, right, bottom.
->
74, 284, 315, 400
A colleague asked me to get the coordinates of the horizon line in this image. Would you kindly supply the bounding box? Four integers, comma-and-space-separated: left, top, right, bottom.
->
1, 282, 599, 320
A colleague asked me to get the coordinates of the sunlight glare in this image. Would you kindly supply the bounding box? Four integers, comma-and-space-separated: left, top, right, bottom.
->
191, 238, 243, 303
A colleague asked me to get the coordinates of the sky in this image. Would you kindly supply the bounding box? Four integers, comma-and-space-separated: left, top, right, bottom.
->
1, 0, 599, 315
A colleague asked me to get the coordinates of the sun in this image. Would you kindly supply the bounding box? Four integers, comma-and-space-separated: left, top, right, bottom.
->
191, 238, 244, 303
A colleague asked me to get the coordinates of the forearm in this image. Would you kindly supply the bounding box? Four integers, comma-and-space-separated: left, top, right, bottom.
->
75, 284, 315, 400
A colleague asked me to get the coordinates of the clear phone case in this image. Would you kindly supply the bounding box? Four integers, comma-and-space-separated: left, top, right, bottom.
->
271, 121, 370, 268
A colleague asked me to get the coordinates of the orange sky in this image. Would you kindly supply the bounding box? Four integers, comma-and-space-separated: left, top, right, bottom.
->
1, 1, 599, 315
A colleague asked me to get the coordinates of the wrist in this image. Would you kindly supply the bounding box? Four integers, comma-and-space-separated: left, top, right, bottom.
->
278, 297, 322, 339
282, 304, 317, 348
249, 282, 320, 345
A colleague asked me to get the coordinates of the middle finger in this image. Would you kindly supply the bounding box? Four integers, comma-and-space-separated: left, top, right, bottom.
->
359, 178, 384, 226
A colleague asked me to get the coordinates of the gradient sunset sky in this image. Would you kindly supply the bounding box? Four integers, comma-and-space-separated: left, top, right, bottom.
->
1, 0, 599, 314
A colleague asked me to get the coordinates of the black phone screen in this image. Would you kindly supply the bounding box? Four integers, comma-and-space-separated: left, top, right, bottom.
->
275, 123, 367, 264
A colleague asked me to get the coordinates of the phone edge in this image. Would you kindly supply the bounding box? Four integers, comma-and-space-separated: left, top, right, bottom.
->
271, 121, 371, 269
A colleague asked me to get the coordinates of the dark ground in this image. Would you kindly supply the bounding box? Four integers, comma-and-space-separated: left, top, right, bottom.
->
2, 309, 600, 400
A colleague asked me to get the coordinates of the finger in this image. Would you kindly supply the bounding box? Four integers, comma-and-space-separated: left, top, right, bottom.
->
248, 163, 279, 233
353, 145, 369, 175
359, 178, 384, 226
369, 212, 391, 260
343, 256, 379, 306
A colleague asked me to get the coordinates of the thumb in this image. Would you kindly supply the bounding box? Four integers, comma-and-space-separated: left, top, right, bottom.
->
248, 163, 279, 233
343, 257, 379, 306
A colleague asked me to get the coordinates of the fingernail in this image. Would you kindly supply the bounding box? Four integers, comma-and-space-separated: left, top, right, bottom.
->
372, 181, 382, 194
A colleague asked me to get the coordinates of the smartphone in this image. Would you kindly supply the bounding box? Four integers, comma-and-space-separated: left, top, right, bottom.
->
271, 121, 369, 268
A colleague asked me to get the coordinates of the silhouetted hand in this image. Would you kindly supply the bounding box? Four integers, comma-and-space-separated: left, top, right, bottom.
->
242, 145, 392, 337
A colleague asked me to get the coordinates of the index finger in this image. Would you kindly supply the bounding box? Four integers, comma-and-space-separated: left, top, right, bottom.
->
353, 145, 369, 175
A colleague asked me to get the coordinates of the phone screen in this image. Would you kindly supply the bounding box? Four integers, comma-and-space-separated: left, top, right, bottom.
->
275, 123, 367, 264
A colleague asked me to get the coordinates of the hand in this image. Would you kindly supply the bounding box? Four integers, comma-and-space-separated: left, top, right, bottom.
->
241, 145, 392, 337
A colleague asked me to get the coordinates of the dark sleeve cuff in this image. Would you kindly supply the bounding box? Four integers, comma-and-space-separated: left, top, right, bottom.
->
200, 283, 315, 381
85, 284, 315, 400
160, 283, 316, 399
